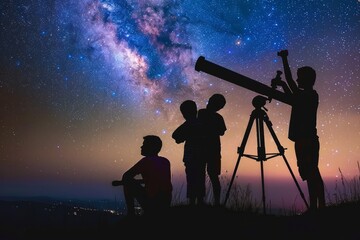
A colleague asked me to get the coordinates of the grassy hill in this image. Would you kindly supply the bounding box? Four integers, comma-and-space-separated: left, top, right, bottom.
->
1, 199, 359, 239
2, 164, 359, 239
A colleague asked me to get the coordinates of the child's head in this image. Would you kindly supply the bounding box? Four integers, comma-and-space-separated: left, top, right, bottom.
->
207, 93, 226, 112
180, 100, 197, 120
297, 66, 316, 89
141, 135, 162, 156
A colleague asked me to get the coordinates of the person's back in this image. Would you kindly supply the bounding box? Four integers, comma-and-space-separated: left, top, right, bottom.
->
288, 67, 318, 141
198, 94, 227, 157
137, 155, 172, 200
135, 155, 172, 214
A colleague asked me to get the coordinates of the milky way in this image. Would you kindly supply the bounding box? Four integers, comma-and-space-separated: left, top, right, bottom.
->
0, 0, 359, 209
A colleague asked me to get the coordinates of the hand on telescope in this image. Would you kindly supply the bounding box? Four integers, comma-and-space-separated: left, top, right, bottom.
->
277, 50, 288, 58
271, 77, 284, 89
271, 70, 283, 89
272, 76, 292, 95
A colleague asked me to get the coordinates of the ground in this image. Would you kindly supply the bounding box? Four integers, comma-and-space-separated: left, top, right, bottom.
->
1, 200, 359, 239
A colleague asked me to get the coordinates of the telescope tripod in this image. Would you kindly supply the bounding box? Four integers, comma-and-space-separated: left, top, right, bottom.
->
223, 100, 309, 214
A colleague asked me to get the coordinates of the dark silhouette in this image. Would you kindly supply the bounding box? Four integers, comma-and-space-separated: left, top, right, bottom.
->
195, 56, 292, 105
222, 93, 309, 214
276, 49, 325, 211
198, 93, 227, 206
172, 100, 205, 206
113, 135, 172, 217
195, 56, 310, 212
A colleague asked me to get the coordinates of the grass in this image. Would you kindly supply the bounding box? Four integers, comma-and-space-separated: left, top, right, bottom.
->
117, 167, 360, 239
170, 161, 360, 216
122, 164, 360, 238
327, 161, 360, 204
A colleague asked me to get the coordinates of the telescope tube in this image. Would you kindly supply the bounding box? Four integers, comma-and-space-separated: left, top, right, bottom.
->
195, 56, 292, 105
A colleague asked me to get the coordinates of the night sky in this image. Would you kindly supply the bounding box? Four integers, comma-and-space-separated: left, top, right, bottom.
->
0, 0, 359, 210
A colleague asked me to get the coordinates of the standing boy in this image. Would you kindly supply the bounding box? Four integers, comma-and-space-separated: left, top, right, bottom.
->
276, 49, 325, 211
172, 100, 205, 206
198, 94, 227, 206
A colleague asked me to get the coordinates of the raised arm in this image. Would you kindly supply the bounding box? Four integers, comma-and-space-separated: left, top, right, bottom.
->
278, 50, 298, 93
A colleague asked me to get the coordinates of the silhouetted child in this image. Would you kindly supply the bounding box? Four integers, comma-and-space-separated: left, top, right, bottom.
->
277, 49, 325, 211
172, 100, 205, 206
198, 93, 227, 206
119, 135, 173, 216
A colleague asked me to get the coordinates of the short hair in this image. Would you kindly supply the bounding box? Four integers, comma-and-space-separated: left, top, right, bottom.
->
207, 93, 226, 111
297, 66, 316, 86
180, 100, 197, 119
143, 135, 162, 154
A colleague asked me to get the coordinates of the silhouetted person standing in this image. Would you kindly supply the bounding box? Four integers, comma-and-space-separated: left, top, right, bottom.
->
198, 93, 227, 206
277, 49, 325, 211
172, 100, 205, 206
120, 135, 172, 216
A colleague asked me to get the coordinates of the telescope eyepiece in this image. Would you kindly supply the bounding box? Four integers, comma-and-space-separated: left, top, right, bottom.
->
277, 50, 288, 57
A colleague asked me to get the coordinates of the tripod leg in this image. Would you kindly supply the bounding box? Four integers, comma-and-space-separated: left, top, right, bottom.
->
263, 115, 310, 210
260, 159, 266, 215
255, 111, 267, 215
280, 154, 309, 210
223, 113, 255, 206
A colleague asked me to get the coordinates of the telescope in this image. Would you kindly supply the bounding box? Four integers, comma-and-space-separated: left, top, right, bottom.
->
195, 56, 292, 106
195, 56, 309, 211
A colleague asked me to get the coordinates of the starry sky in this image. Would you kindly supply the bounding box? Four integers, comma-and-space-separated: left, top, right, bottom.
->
0, 0, 359, 210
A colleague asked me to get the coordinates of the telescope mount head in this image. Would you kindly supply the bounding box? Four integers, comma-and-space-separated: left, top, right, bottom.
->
252, 95, 269, 111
